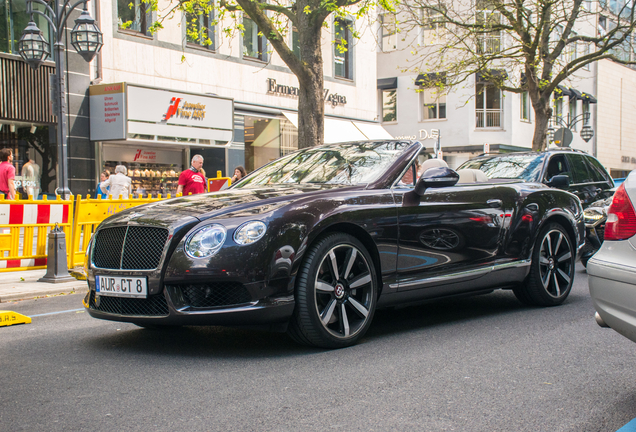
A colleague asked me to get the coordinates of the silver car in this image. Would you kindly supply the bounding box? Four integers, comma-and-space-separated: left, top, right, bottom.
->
588, 170, 636, 342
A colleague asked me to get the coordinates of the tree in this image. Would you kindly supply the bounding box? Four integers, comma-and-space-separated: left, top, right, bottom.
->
143, 0, 389, 149
395, 0, 636, 150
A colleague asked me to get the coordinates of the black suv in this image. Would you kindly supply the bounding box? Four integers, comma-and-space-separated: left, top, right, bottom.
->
457, 149, 615, 207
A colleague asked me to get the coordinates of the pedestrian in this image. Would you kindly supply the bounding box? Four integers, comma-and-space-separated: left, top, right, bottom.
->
95, 170, 110, 198
231, 165, 247, 183
101, 165, 132, 199
0, 148, 16, 200
177, 154, 206, 195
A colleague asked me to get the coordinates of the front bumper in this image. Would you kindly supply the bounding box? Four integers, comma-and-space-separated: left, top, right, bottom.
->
587, 239, 636, 343
85, 283, 295, 327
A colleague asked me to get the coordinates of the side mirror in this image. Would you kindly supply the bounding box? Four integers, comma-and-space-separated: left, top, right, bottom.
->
414, 167, 460, 195
547, 174, 570, 189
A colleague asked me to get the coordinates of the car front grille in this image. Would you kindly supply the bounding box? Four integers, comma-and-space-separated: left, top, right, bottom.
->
92, 226, 169, 270
167, 282, 252, 309
89, 290, 169, 316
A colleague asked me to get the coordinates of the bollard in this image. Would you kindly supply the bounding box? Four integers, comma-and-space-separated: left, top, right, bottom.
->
38, 225, 75, 283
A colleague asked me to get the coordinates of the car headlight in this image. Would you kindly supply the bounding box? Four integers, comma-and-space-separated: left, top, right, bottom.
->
584, 209, 604, 223
185, 224, 227, 258
234, 221, 267, 245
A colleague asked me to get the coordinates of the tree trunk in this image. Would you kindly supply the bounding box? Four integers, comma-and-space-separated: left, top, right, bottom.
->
296, 21, 324, 149
297, 77, 324, 149
531, 100, 552, 151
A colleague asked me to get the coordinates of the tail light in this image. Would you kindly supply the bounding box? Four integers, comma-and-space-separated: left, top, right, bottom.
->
604, 183, 636, 241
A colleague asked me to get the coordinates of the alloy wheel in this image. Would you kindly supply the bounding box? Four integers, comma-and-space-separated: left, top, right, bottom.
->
538, 229, 573, 298
314, 244, 374, 339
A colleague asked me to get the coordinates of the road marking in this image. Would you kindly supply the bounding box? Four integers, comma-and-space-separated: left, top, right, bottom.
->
617, 419, 636, 432
29, 308, 84, 318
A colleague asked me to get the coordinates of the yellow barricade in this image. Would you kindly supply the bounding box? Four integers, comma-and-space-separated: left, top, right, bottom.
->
69, 194, 177, 268
0, 195, 74, 272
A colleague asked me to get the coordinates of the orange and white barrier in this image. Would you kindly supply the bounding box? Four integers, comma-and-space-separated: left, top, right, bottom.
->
208, 171, 232, 192
0, 196, 73, 271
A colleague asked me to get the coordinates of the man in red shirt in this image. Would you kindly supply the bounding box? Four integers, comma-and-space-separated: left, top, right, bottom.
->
0, 148, 16, 199
177, 154, 206, 195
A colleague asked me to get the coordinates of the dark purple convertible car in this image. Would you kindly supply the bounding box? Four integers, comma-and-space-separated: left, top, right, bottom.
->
84, 140, 585, 348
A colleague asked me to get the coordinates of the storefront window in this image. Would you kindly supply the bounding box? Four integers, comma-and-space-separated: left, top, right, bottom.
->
102, 146, 184, 197
0, 126, 53, 198
242, 115, 298, 173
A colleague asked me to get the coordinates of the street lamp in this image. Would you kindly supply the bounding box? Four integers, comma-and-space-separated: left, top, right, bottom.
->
17, 1, 103, 198
548, 111, 595, 147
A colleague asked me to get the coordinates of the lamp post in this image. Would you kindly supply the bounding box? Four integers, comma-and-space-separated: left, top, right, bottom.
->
547, 111, 595, 147
17, 0, 103, 199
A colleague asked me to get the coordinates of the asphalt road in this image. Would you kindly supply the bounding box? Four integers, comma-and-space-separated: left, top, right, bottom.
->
1, 263, 635, 432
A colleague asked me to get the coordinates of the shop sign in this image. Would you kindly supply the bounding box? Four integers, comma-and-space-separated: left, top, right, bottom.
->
394, 129, 440, 140
163, 98, 207, 122
13, 176, 37, 188
127, 86, 231, 130
267, 78, 347, 107
89, 83, 127, 141
621, 156, 636, 164
104, 146, 181, 166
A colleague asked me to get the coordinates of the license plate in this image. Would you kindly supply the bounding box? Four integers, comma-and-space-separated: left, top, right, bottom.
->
95, 275, 148, 298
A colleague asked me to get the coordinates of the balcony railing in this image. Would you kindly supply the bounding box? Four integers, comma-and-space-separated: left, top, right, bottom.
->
476, 35, 501, 54
476, 109, 502, 128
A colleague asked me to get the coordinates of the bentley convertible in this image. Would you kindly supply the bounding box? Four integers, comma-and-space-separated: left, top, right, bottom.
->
85, 140, 585, 348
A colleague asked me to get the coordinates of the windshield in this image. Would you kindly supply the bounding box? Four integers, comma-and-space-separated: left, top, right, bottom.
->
459, 154, 546, 182
234, 141, 413, 187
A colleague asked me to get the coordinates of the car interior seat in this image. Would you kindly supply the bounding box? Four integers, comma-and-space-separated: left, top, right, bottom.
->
456, 168, 489, 184
419, 158, 449, 175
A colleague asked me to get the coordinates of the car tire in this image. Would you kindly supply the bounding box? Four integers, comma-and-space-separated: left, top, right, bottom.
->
288, 233, 378, 349
514, 222, 575, 306
134, 324, 182, 330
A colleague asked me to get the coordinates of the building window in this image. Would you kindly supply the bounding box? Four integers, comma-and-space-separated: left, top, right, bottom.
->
582, 42, 591, 70
421, 8, 445, 45
520, 91, 531, 121
1, 0, 53, 54
243, 15, 266, 60
118, 0, 153, 35
569, 98, 577, 131
292, 26, 300, 59
421, 88, 446, 120
186, 6, 215, 49
334, 18, 352, 79
553, 95, 563, 124
417, 73, 446, 120
380, 13, 397, 51
475, 0, 501, 54
476, 82, 502, 128
381, 89, 397, 122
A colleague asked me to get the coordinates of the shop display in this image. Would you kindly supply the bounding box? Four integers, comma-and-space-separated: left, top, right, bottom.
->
103, 161, 182, 198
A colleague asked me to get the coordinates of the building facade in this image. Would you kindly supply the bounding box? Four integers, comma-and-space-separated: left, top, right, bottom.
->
376, 6, 615, 170
87, 0, 388, 196
1, 1, 92, 196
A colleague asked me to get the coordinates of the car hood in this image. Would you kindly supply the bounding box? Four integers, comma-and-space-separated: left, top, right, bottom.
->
101, 184, 361, 227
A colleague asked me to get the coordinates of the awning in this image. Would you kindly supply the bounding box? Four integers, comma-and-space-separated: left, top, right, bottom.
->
282, 113, 393, 144
377, 77, 398, 89
569, 88, 582, 99
554, 85, 572, 98
476, 69, 507, 82
580, 92, 597, 104
415, 72, 446, 86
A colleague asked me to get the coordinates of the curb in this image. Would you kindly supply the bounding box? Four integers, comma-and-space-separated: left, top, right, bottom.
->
0, 284, 88, 303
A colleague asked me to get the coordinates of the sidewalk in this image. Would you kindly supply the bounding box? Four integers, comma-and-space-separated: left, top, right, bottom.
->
0, 269, 88, 303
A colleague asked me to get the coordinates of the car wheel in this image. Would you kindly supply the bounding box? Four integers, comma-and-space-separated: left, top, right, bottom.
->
514, 222, 575, 306
288, 233, 378, 349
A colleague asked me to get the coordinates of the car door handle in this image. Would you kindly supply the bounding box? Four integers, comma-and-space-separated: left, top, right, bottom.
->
487, 199, 503, 208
